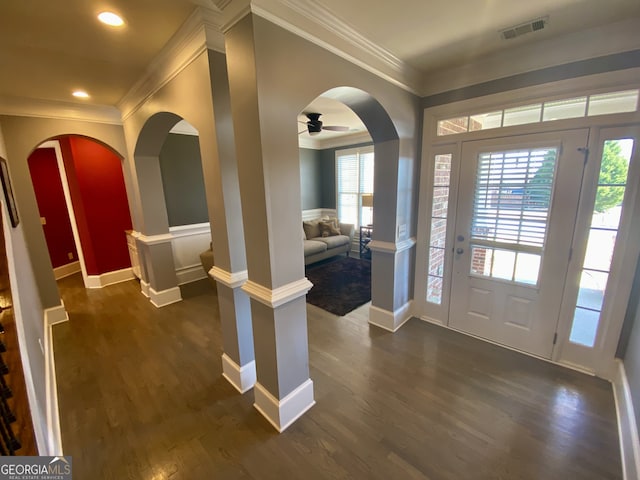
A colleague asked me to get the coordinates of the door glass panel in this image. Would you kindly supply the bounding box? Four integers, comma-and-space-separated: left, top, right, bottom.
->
471, 246, 493, 276
569, 138, 634, 347
469, 147, 557, 285
576, 270, 607, 311
492, 249, 516, 280
570, 308, 601, 346
514, 253, 541, 285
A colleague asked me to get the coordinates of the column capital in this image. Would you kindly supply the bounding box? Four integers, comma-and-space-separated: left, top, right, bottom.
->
242, 277, 313, 309
210, 266, 248, 289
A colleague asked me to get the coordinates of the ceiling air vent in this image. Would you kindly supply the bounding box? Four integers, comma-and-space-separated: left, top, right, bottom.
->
500, 17, 548, 40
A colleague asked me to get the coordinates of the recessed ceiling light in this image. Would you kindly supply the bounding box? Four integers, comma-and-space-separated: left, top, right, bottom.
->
72, 90, 90, 99
98, 11, 124, 27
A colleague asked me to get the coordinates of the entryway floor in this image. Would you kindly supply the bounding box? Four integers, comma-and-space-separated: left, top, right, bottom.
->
53, 273, 621, 479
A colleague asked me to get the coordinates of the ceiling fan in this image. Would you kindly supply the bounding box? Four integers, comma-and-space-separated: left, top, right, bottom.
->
299, 112, 349, 135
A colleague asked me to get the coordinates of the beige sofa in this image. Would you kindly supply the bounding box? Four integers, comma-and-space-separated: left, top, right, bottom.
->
303, 218, 354, 265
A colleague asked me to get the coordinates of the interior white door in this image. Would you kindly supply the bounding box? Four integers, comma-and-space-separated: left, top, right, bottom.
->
449, 130, 589, 358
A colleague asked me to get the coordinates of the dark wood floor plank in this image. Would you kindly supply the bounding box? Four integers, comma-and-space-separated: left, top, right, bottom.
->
53, 274, 621, 479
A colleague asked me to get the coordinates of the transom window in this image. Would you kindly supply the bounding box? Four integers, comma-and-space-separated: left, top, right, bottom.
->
437, 89, 639, 136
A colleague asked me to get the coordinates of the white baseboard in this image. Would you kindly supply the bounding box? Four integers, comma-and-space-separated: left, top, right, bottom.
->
176, 264, 207, 285
253, 379, 315, 433
149, 286, 182, 308
368, 301, 413, 332
41, 303, 67, 455
613, 359, 640, 480
53, 261, 81, 280
86, 267, 135, 289
221, 354, 256, 394
140, 280, 150, 298
44, 303, 69, 326
419, 314, 446, 326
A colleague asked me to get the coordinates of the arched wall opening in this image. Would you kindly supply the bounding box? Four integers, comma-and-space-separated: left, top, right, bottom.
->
296, 87, 401, 314
132, 111, 213, 306
27, 135, 133, 289
297, 90, 385, 315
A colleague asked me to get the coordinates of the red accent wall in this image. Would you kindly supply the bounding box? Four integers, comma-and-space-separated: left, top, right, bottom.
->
58, 137, 132, 275
27, 148, 78, 269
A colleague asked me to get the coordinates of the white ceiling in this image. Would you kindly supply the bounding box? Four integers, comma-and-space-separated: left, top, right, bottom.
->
1, 0, 639, 141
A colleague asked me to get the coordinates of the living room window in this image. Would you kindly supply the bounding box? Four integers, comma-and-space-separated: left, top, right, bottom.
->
336, 146, 374, 228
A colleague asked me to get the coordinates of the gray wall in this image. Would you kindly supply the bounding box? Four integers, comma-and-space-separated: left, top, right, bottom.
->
299, 148, 322, 210
158, 133, 208, 226
620, 257, 640, 429
300, 143, 374, 211
622, 285, 640, 429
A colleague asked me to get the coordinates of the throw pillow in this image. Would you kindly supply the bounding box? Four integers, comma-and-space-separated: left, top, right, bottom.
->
319, 220, 341, 237
303, 220, 321, 239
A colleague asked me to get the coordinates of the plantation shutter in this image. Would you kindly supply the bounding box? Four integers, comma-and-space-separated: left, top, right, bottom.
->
337, 152, 359, 226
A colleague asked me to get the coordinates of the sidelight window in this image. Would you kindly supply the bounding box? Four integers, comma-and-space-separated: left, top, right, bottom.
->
569, 138, 635, 347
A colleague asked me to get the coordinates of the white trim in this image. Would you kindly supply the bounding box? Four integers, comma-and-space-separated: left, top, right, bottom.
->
168, 222, 211, 238
249, 0, 421, 94
210, 266, 248, 289
242, 278, 313, 309
52, 261, 81, 280
0, 96, 122, 125
136, 233, 174, 245
169, 119, 199, 136
86, 268, 135, 289
42, 304, 68, 455
118, 7, 224, 121
176, 264, 207, 285
253, 379, 315, 432
149, 286, 182, 308
613, 359, 640, 480
418, 314, 446, 327
298, 131, 373, 150
368, 301, 413, 332
44, 303, 69, 326
301, 208, 337, 222
44, 319, 63, 455
220, 0, 252, 32
221, 354, 256, 394
44, 140, 90, 289
369, 237, 416, 254
140, 280, 150, 298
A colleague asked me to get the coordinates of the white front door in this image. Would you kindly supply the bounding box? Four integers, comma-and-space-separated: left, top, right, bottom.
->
449, 130, 589, 358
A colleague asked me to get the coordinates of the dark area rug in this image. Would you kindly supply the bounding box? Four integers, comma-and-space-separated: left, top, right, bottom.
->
305, 256, 371, 316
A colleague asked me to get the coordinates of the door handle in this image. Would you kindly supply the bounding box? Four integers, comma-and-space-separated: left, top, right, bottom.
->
456, 248, 464, 254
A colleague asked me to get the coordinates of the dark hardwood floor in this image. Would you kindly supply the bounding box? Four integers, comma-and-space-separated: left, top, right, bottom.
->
54, 273, 622, 479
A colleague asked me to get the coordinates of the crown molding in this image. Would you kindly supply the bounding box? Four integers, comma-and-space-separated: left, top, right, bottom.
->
0, 96, 122, 125
298, 131, 372, 150
219, 0, 421, 95
118, 6, 225, 122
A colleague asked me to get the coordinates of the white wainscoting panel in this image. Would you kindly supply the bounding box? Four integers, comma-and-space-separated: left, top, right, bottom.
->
169, 223, 211, 285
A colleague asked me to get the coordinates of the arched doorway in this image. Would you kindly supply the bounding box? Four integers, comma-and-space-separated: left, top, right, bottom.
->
132, 113, 212, 307
27, 136, 133, 289
298, 94, 375, 317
